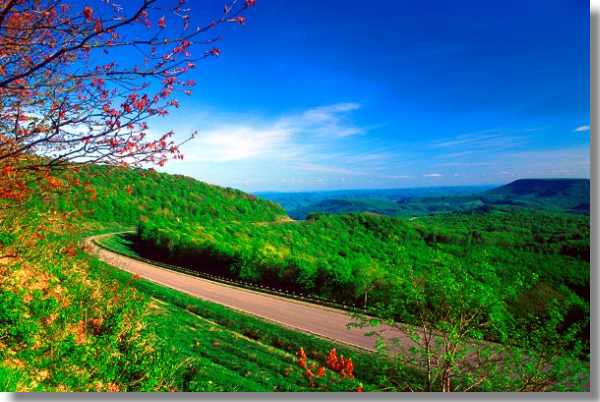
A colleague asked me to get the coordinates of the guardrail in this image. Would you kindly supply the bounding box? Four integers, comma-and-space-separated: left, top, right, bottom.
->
93, 236, 374, 315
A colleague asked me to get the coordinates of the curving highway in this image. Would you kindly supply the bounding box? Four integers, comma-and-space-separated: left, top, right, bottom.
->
85, 234, 413, 353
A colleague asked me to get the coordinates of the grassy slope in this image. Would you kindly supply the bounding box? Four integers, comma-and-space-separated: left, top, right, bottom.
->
0, 167, 394, 392
0, 223, 394, 391
105, 262, 391, 392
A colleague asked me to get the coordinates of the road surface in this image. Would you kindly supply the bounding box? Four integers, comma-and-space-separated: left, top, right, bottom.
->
85, 234, 412, 353
85, 234, 590, 391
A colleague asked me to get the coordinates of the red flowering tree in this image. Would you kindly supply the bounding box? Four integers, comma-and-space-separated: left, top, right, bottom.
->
0, 0, 254, 203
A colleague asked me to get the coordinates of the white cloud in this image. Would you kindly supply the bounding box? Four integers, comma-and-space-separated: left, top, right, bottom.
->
423, 173, 442, 177
191, 124, 294, 162
298, 103, 364, 138
180, 103, 366, 163
434, 129, 527, 152
573, 125, 590, 132
302, 103, 360, 122
295, 163, 356, 175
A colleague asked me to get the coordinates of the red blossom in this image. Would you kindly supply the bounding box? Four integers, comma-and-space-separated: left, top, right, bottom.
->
297, 347, 307, 360
83, 7, 93, 21
0, 0, 254, 204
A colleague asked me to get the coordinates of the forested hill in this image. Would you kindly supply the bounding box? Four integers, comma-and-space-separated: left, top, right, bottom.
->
485, 179, 590, 211
257, 186, 495, 215
258, 179, 589, 220
42, 165, 288, 226
257, 186, 496, 219
399, 178, 590, 215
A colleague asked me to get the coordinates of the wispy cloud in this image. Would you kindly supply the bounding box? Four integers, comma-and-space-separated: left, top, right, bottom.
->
439, 151, 477, 158
439, 162, 489, 167
486, 146, 590, 178
434, 130, 502, 148
165, 103, 405, 187
423, 173, 442, 177
179, 103, 367, 164
298, 103, 365, 138
190, 124, 295, 162
435, 131, 524, 151
573, 125, 590, 132
295, 162, 357, 175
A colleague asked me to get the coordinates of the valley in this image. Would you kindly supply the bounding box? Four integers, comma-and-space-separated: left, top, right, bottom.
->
0, 166, 590, 392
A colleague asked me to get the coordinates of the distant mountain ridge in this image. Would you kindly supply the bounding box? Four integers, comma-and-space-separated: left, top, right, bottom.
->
260, 179, 590, 219
400, 178, 590, 214
487, 178, 590, 208
256, 186, 496, 219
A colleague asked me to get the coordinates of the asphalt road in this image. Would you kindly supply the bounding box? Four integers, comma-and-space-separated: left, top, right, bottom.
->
86, 234, 414, 353
85, 234, 591, 391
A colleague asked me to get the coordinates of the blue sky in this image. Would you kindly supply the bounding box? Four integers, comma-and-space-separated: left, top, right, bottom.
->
149, 0, 590, 192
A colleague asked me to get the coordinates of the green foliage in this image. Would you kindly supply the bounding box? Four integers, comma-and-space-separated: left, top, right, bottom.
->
29, 165, 287, 227
0, 228, 170, 391
133, 200, 589, 391
2, 164, 589, 392
0, 364, 25, 392
136, 208, 589, 337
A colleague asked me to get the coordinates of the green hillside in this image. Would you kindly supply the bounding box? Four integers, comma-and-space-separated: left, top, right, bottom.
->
38, 165, 287, 225
485, 179, 590, 211
287, 198, 409, 219
1, 167, 385, 392
1, 167, 591, 392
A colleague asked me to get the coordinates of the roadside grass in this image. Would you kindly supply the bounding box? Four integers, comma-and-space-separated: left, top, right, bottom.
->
105, 261, 413, 391
95, 232, 426, 390
0, 221, 170, 392
95, 231, 138, 255
1, 222, 411, 391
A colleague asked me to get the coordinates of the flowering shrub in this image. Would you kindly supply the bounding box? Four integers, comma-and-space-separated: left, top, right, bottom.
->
296, 347, 364, 392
